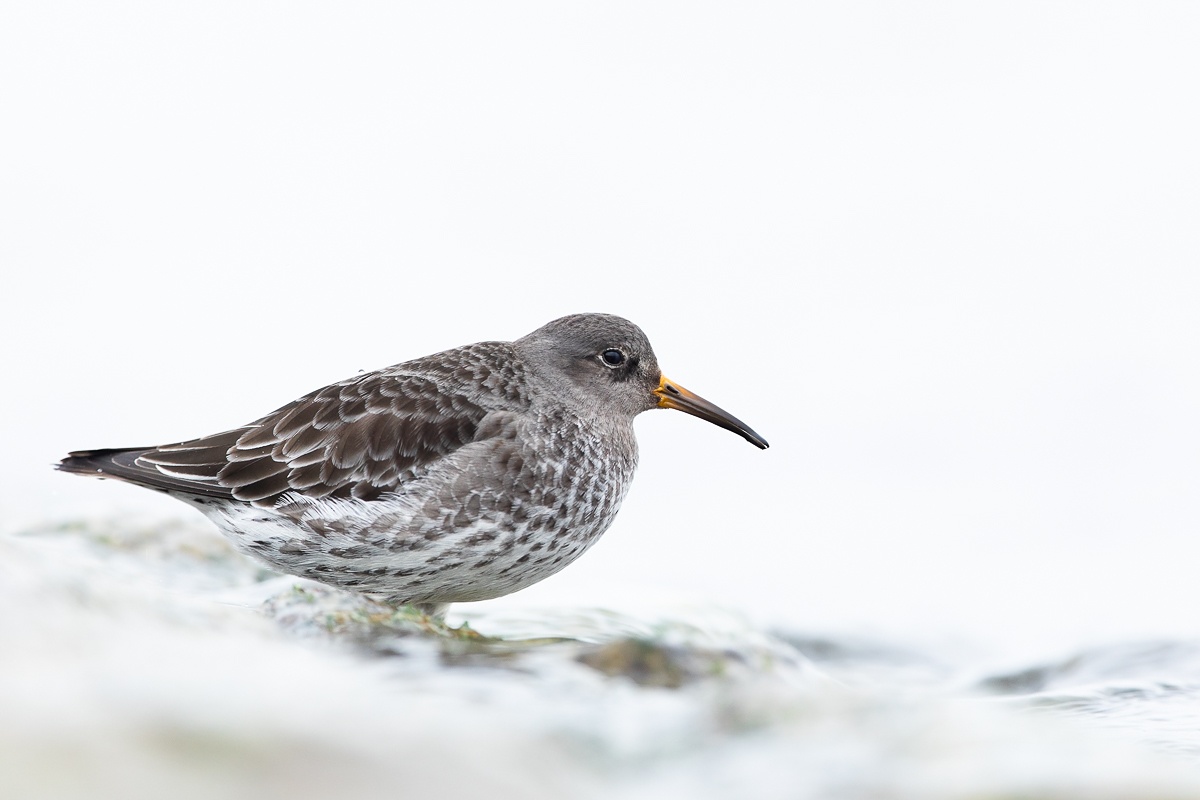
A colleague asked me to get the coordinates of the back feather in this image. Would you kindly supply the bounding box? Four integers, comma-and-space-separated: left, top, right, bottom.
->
56, 342, 529, 508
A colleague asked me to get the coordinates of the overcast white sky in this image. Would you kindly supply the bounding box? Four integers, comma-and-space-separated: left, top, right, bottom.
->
2, 2, 1197, 655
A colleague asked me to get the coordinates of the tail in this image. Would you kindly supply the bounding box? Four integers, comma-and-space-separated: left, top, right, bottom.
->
57, 448, 233, 500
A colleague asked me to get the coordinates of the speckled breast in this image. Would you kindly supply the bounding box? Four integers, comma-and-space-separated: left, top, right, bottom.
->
398, 408, 641, 604
217, 408, 641, 606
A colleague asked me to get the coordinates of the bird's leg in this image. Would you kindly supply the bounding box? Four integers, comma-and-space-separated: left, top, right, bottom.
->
413, 602, 450, 621
408, 602, 489, 639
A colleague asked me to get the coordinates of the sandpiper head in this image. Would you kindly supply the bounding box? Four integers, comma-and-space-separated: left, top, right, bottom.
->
517, 313, 769, 449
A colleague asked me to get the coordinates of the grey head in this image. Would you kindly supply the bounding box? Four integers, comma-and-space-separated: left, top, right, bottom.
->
515, 313, 769, 449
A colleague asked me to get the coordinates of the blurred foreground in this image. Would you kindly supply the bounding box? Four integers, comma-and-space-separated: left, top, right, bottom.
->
4, 519, 1200, 800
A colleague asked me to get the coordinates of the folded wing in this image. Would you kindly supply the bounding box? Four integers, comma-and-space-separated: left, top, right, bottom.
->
60, 367, 498, 507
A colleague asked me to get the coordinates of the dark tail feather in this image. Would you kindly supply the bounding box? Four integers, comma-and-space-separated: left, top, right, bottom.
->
58, 447, 152, 477
57, 448, 234, 499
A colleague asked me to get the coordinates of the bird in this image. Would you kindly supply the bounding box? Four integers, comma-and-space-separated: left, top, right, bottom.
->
58, 313, 768, 615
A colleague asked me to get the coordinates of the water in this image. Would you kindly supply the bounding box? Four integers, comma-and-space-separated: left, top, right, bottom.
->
4, 518, 1200, 799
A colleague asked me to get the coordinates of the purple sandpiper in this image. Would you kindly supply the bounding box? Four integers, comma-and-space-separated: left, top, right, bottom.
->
58, 313, 768, 614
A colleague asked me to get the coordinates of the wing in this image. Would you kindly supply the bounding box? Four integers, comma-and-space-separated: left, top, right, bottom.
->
60, 344, 528, 507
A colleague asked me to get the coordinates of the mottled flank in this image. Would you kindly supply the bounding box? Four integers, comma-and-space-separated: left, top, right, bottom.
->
58, 313, 767, 610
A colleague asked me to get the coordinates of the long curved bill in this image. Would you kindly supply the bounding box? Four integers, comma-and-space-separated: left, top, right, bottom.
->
653, 375, 769, 449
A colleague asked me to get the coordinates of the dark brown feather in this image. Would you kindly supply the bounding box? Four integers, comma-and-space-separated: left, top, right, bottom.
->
118, 343, 528, 507
218, 454, 289, 487
234, 472, 295, 503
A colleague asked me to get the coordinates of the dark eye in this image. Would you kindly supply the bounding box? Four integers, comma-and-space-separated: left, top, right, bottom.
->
600, 349, 626, 367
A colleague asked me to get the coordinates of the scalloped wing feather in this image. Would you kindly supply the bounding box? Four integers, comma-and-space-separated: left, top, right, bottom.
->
121, 343, 527, 507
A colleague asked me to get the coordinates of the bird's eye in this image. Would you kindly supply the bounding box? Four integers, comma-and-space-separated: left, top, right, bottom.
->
600, 349, 626, 367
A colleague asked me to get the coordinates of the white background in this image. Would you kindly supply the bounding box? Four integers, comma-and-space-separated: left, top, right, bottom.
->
3, 2, 1197, 654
